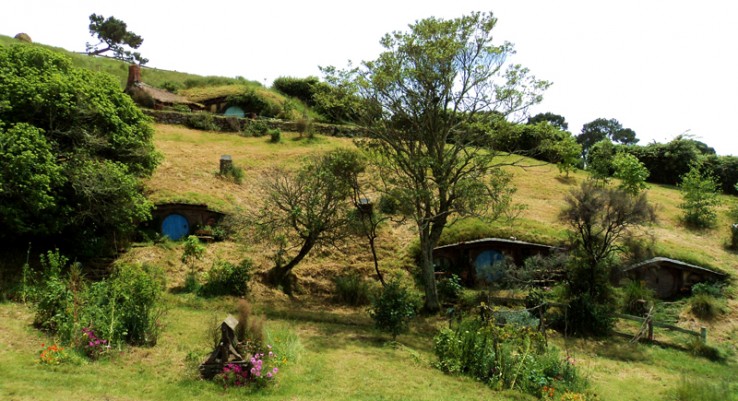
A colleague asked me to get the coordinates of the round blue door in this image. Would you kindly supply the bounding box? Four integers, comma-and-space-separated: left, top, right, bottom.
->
162, 214, 189, 240
474, 249, 505, 283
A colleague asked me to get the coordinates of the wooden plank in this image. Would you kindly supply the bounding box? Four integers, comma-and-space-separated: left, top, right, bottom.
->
615, 313, 701, 337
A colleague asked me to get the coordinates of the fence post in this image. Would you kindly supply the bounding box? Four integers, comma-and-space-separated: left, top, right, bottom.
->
647, 319, 654, 341
700, 327, 707, 343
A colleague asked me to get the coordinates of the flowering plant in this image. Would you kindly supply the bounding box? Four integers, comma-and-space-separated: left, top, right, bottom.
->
214, 344, 279, 389
81, 327, 109, 360
39, 343, 69, 365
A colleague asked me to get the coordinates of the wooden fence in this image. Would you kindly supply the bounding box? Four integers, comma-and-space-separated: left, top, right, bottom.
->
485, 296, 708, 344
614, 313, 707, 343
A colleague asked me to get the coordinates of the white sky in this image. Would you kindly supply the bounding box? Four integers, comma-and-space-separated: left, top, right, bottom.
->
2, 0, 737, 155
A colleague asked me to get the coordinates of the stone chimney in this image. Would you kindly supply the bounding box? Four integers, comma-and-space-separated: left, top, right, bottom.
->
127, 64, 141, 88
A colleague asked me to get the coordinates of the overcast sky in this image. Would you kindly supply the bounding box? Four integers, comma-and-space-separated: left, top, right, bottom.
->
2, 0, 736, 155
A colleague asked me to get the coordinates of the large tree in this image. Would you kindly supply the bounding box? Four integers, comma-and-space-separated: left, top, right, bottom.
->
86, 13, 148, 64
578, 118, 638, 161
0, 45, 159, 251
329, 12, 549, 311
527, 112, 568, 131
254, 149, 364, 293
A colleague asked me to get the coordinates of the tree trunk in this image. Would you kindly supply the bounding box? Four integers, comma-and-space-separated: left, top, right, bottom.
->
419, 231, 440, 313
268, 238, 315, 295
369, 236, 385, 287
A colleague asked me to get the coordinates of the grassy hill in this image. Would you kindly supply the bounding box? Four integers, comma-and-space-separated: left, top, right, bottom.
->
2, 35, 737, 401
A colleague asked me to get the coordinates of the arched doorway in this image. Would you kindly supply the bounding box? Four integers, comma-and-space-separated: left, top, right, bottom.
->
161, 213, 189, 240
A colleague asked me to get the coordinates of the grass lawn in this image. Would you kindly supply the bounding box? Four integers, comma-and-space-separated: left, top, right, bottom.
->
1, 294, 736, 401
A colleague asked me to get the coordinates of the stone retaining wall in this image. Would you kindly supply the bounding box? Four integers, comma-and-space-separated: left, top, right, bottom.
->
143, 110, 365, 138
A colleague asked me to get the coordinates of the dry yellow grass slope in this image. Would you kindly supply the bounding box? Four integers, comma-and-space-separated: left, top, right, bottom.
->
137, 123, 737, 339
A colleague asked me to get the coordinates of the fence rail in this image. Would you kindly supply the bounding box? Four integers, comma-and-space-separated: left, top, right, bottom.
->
614, 313, 707, 343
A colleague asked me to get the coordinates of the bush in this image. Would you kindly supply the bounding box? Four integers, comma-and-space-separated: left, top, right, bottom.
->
243, 120, 269, 137
159, 80, 183, 93
436, 274, 463, 303
689, 293, 723, 320
268, 128, 281, 143
218, 163, 244, 184
33, 250, 75, 334
566, 293, 615, 337
83, 263, 166, 346
272, 76, 319, 105
333, 272, 372, 306
621, 280, 654, 316
227, 89, 281, 118
679, 164, 720, 229
369, 277, 420, 340
377, 193, 401, 215
434, 317, 586, 397
200, 259, 252, 297
691, 281, 723, 298
186, 112, 219, 131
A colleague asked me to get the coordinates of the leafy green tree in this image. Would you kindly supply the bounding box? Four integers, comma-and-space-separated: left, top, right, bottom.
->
254, 149, 364, 292
0, 45, 159, 248
527, 112, 568, 131
328, 12, 549, 312
679, 164, 721, 229
86, 14, 147, 64
587, 139, 616, 182
577, 118, 638, 160
560, 180, 655, 335
369, 277, 420, 340
612, 152, 650, 195
313, 65, 365, 123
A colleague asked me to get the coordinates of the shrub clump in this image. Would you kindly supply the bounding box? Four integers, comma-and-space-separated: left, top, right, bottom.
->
434, 317, 588, 397
620, 280, 654, 316
30, 250, 166, 350
333, 272, 372, 306
243, 120, 269, 137
688, 293, 724, 320
369, 277, 420, 340
268, 128, 281, 143
186, 112, 219, 131
200, 259, 252, 297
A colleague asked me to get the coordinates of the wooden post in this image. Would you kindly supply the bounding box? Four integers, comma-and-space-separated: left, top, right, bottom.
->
220, 155, 232, 175
700, 327, 707, 343
647, 319, 654, 341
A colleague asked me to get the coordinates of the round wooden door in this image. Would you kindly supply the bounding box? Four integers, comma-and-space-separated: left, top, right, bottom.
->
162, 213, 189, 240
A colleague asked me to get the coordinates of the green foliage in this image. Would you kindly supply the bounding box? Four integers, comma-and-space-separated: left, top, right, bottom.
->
686, 339, 728, 363
587, 139, 615, 181
86, 13, 147, 64
0, 45, 159, 247
691, 282, 724, 298
620, 280, 654, 316
272, 76, 320, 105
333, 272, 372, 306
334, 12, 549, 312
528, 112, 568, 131
679, 164, 721, 229
437, 274, 463, 303
256, 149, 365, 290
434, 317, 586, 396
217, 162, 244, 184
268, 128, 281, 143
0, 123, 63, 234
688, 293, 724, 320
577, 118, 638, 160
369, 277, 420, 340
200, 259, 252, 297
227, 89, 281, 117
612, 152, 650, 194
566, 293, 615, 336
87, 263, 166, 346
243, 119, 269, 137
622, 135, 714, 189
30, 249, 165, 348
185, 112, 219, 131
33, 250, 74, 333
159, 80, 183, 93
313, 66, 364, 123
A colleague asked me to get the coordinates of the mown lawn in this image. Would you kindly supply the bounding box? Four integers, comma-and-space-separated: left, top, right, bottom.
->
1, 294, 736, 401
